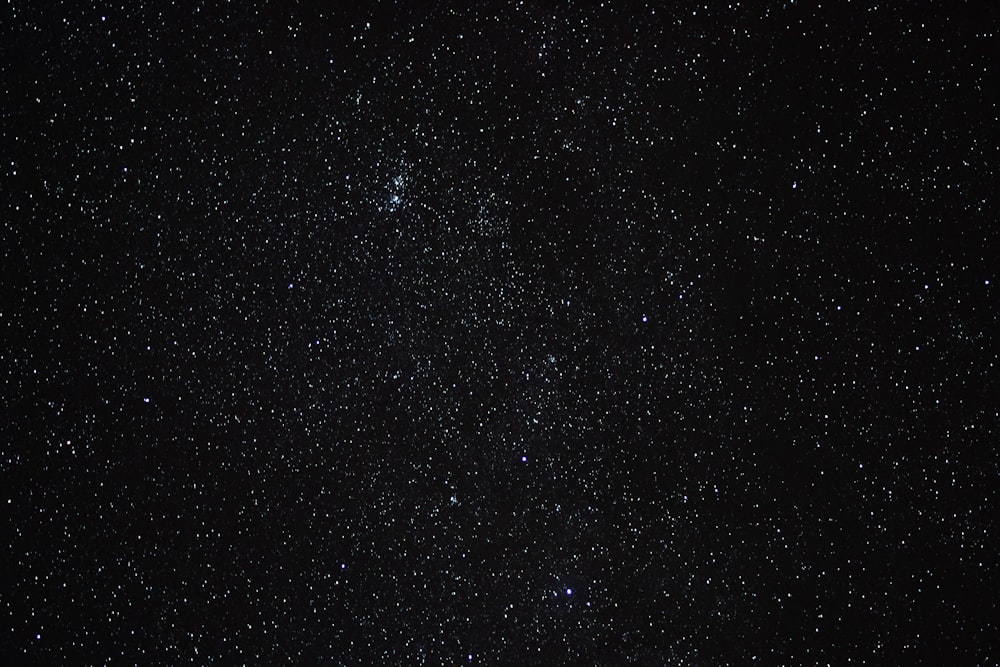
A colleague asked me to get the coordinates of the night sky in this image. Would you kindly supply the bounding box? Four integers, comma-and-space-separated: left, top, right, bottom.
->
4, 1, 999, 664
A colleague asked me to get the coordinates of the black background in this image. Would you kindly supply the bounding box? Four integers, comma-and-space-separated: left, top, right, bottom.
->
4, 1, 999, 664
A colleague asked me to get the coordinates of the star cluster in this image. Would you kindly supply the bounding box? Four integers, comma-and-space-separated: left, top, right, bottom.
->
4, 2, 998, 664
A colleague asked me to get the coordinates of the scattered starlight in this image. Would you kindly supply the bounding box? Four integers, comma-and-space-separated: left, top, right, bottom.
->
7, 3, 995, 665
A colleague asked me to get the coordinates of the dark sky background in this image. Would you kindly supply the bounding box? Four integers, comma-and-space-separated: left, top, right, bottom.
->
4, 1, 999, 664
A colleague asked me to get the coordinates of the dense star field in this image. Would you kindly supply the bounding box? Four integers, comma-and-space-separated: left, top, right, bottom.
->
4, 2, 998, 664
